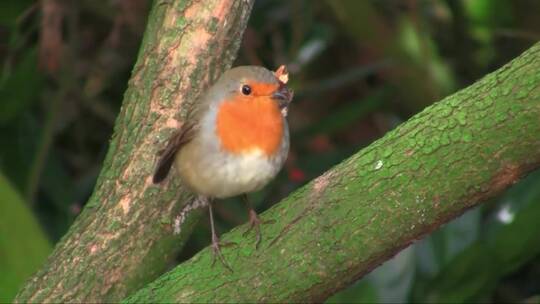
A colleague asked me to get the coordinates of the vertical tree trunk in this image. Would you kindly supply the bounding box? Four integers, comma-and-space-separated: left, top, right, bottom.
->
14, 0, 254, 302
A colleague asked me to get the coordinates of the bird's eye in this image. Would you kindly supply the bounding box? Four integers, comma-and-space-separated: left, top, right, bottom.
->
241, 85, 252, 95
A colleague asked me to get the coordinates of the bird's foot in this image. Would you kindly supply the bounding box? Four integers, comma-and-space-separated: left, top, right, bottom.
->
210, 234, 236, 272
242, 208, 275, 249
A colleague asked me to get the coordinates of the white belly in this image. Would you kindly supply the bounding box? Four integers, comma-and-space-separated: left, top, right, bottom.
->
206, 150, 280, 197
175, 100, 289, 198
175, 136, 288, 199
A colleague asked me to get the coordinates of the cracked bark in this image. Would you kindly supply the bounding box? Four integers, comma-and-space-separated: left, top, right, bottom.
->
124, 43, 540, 302
14, 0, 254, 303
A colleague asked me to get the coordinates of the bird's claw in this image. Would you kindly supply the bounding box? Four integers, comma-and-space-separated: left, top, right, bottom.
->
210, 235, 236, 272
242, 209, 275, 249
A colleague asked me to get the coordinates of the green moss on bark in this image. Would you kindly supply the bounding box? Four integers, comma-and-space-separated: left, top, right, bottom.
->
124, 43, 540, 303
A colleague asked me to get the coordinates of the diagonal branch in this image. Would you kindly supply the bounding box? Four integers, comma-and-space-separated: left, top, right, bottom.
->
124, 43, 540, 303
14, 0, 254, 302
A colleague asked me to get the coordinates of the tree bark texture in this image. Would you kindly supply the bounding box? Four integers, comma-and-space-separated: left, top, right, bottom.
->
14, 0, 254, 302
124, 43, 540, 303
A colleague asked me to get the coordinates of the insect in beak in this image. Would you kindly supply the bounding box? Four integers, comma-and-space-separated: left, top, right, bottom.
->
272, 65, 293, 116
271, 85, 293, 110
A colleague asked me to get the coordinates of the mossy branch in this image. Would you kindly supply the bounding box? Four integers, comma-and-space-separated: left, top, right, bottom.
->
14, 0, 254, 302
124, 43, 540, 303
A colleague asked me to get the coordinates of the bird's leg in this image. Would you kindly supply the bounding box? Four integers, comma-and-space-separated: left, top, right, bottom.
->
208, 202, 234, 271
241, 194, 274, 249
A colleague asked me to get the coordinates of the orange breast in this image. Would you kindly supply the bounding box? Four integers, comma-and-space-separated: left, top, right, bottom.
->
216, 96, 284, 156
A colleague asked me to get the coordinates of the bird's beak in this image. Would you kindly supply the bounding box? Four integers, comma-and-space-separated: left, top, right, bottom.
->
271, 85, 293, 110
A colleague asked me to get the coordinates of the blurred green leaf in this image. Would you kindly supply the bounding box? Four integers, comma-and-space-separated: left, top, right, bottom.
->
0, 48, 45, 124
41, 153, 76, 211
328, 247, 416, 303
326, 0, 388, 51
38, 152, 79, 240
442, 208, 481, 263
326, 278, 377, 304
369, 247, 416, 303
297, 147, 356, 178
0, 171, 51, 302
464, 0, 513, 28
397, 18, 456, 96
423, 243, 498, 303
0, 117, 40, 192
492, 200, 540, 275
295, 89, 388, 139
411, 208, 481, 296
415, 171, 540, 302
0, 0, 34, 28
462, 0, 514, 67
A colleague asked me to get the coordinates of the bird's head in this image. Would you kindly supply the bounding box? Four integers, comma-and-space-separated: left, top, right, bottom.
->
215, 65, 293, 114
211, 65, 293, 156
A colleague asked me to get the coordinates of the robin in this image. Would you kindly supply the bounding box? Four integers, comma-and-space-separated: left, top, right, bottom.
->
153, 65, 293, 268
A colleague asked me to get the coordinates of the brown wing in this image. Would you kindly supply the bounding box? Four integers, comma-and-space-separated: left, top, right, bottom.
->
152, 124, 195, 184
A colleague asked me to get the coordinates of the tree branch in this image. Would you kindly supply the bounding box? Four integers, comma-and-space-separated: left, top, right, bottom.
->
14, 0, 254, 302
124, 43, 540, 303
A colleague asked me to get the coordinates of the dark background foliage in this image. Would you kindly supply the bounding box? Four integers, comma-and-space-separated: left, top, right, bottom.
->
1, 0, 539, 302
